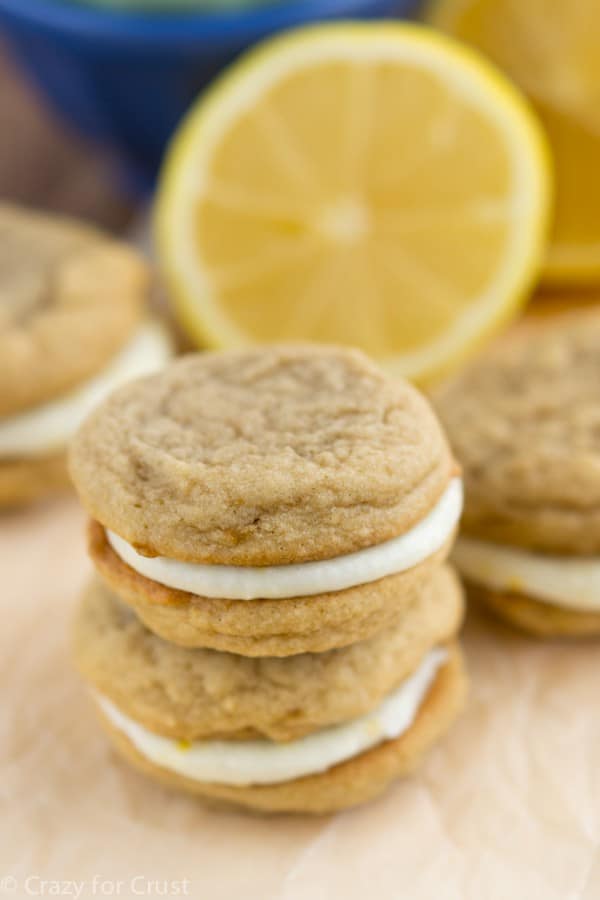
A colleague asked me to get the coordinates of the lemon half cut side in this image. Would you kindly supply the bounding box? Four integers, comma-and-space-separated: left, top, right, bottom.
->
429, 0, 600, 285
156, 22, 551, 383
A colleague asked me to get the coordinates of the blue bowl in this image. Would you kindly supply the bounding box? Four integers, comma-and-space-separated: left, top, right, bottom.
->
0, 0, 419, 189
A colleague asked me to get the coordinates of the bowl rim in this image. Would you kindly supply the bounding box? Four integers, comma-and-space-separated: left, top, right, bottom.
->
0, 0, 399, 43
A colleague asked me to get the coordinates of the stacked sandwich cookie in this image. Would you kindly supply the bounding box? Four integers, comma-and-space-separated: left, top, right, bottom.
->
70, 344, 467, 814
436, 308, 600, 638
0, 204, 173, 507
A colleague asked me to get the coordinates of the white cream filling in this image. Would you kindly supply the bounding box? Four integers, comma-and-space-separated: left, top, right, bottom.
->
0, 320, 173, 459
107, 478, 463, 600
97, 647, 447, 787
454, 536, 600, 612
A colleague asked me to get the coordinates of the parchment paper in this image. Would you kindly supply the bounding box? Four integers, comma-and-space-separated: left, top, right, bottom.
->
2, 497, 600, 900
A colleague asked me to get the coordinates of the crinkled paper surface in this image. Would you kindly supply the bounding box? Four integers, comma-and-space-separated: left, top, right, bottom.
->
2, 498, 600, 900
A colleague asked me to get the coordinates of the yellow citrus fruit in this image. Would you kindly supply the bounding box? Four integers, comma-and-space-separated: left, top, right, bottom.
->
155, 22, 550, 383
428, 0, 600, 285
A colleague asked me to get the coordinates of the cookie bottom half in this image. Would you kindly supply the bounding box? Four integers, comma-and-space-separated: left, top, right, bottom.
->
471, 584, 600, 637
74, 568, 464, 743
0, 453, 69, 507
89, 521, 453, 657
96, 644, 467, 814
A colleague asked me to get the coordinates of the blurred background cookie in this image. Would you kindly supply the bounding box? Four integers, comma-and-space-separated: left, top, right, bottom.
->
0, 204, 173, 507
435, 307, 600, 637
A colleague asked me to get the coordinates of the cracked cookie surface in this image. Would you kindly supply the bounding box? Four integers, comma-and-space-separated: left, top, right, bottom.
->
70, 344, 454, 566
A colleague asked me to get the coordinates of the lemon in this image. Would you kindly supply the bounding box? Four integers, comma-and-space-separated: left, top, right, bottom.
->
155, 23, 550, 383
428, 0, 600, 285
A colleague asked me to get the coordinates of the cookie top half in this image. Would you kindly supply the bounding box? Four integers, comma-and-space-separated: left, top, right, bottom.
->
0, 204, 147, 416
435, 309, 600, 555
70, 344, 455, 565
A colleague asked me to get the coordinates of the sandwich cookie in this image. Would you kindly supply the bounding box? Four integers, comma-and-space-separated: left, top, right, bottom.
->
70, 344, 462, 655
436, 308, 600, 636
74, 573, 466, 814
0, 204, 173, 507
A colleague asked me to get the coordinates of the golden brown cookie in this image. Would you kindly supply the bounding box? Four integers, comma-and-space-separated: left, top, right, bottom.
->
0, 454, 69, 507
0, 203, 147, 417
95, 643, 467, 815
89, 520, 454, 655
0, 205, 175, 508
73, 567, 464, 742
435, 308, 600, 555
471, 584, 600, 638
70, 344, 455, 567
435, 308, 600, 637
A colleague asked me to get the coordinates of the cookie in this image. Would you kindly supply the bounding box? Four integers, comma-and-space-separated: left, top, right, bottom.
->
88, 519, 455, 655
471, 585, 600, 638
73, 566, 464, 742
0, 454, 69, 507
435, 308, 600, 636
435, 308, 600, 554
70, 345, 461, 654
93, 642, 466, 815
71, 342, 466, 810
69, 344, 457, 567
0, 204, 145, 416
0, 204, 173, 507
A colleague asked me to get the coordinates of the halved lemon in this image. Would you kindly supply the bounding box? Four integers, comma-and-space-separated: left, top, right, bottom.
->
428, 0, 600, 285
155, 22, 550, 383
